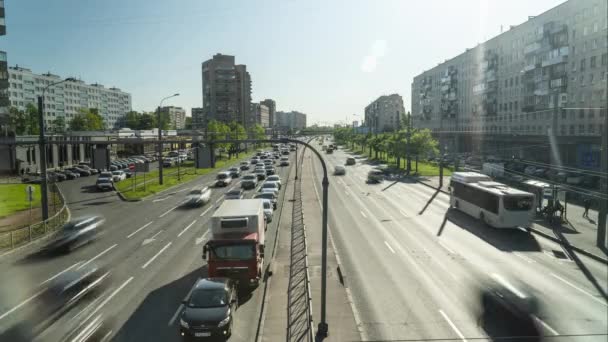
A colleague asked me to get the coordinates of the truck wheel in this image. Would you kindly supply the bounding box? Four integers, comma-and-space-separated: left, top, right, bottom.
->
479, 212, 486, 225
454, 200, 459, 209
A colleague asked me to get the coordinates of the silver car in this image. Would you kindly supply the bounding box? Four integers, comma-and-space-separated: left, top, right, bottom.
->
183, 187, 211, 207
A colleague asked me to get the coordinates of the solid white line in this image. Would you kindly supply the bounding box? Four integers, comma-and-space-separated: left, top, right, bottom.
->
142, 242, 172, 269
399, 209, 408, 217
200, 206, 212, 217
159, 206, 178, 218
514, 252, 535, 263
178, 220, 197, 237
550, 273, 608, 306
127, 221, 154, 238
437, 240, 455, 254
438, 309, 467, 342
168, 281, 199, 326
360, 211, 367, 218
0, 288, 46, 321
534, 316, 559, 335
215, 197, 223, 204
195, 230, 210, 245
86, 276, 134, 321
41, 261, 82, 285
384, 241, 395, 254
177, 188, 188, 192
78, 244, 117, 269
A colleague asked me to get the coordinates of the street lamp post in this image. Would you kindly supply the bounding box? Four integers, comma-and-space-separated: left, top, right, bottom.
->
37, 77, 77, 220
157, 93, 179, 185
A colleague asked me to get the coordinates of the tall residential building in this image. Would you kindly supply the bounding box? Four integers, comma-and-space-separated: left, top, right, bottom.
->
261, 99, 276, 127
411, 0, 607, 169
0, 1, 8, 133
7, 66, 132, 131
363, 94, 405, 133
191, 107, 205, 129
201, 53, 252, 127
251, 102, 270, 127
275, 111, 307, 130
160, 106, 186, 129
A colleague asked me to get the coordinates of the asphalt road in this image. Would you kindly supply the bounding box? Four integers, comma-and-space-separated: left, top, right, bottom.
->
304, 142, 607, 342
0, 151, 295, 342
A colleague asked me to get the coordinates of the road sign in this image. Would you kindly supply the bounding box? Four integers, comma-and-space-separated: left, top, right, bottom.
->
26, 185, 35, 202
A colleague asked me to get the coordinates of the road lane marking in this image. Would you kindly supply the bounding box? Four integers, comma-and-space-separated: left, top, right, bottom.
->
534, 316, 559, 335
215, 197, 223, 204
360, 211, 367, 218
159, 206, 178, 218
514, 252, 536, 263
437, 240, 455, 254
196, 230, 210, 245
142, 242, 172, 269
550, 273, 607, 306
384, 241, 395, 254
491, 274, 527, 299
178, 220, 197, 237
200, 206, 212, 217
439, 309, 467, 342
85, 276, 134, 322
177, 188, 188, 192
0, 288, 46, 321
399, 209, 408, 217
127, 221, 154, 238
152, 197, 170, 202
345, 190, 350, 196
143, 230, 163, 246
41, 261, 82, 285
78, 244, 117, 269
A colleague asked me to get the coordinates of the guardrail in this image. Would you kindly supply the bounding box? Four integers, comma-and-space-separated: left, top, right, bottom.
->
0, 183, 69, 251
287, 148, 314, 342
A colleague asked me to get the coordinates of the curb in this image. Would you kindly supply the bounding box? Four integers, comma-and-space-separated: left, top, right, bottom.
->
114, 188, 142, 202
413, 177, 608, 265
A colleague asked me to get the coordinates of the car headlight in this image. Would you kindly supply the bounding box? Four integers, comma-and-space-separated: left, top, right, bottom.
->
180, 318, 189, 329
218, 314, 231, 327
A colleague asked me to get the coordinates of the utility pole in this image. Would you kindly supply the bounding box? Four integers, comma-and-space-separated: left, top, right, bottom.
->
597, 108, 607, 249
439, 111, 444, 187
37, 96, 49, 221
406, 112, 412, 174
157, 106, 164, 185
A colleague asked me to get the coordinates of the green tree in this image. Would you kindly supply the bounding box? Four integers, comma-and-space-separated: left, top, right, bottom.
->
25, 103, 39, 135
124, 111, 141, 129
69, 113, 88, 131
69, 108, 105, 131
51, 116, 66, 133
410, 129, 438, 159
185, 117, 193, 130
139, 112, 156, 129
7, 107, 28, 135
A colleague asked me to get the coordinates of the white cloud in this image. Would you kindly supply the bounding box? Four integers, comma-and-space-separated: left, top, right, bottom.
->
361, 39, 388, 73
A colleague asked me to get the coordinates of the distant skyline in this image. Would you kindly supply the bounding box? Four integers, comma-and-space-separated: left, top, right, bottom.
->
2, 0, 565, 125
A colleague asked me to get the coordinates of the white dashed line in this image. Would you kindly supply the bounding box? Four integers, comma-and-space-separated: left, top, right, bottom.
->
215, 197, 223, 204
78, 244, 117, 270
439, 310, 467, 342
437, 240, 455, 254
0, 288, 46, 321
142, 242, 172, 269
178, 220, 197, 237
127, 221, 154, 238
384, 241, 395, 254
550, 273, 607, 306
159, 206, 178, 218
534, 316, 559, 335
360, 211, 367, 218
200, 206, 212, 217
41, 261, 82, 285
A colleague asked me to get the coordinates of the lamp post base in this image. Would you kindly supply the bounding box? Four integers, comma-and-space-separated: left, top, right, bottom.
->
316, 322, 328, 340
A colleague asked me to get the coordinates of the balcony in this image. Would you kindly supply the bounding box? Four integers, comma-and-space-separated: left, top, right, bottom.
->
542, 55, 567, 67
523, 64, 537, 72
524, 42, 542, 54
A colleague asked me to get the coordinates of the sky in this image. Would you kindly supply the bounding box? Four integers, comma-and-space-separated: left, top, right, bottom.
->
1, 0, 565, 125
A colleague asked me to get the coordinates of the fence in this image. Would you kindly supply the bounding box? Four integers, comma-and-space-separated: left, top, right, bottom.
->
0, 183, 69, 251
287, 148, 314, 342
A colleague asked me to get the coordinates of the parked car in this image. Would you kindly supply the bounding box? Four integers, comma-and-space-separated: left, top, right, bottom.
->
79, 165, 99, 174
69, 167, 91, 177
48, 171, 66, 182
334, 166, 346, 175
215, 172, 232, 187
96, 177, 114, 191
224, 189, 244, 200
42, 216, 105, 254
240, 174, 258, 190
183, 187, 212, 207
179, 278, 237, 340
254, 192, 277, 209
228, 167, 241, 178
61, 170, 78, 180
266, 175, 281, 189
240, 161, 250, 170
111, 170, 126, 182
346, 157, 356, 165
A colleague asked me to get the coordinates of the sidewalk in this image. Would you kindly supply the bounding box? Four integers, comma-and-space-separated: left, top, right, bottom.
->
417, 176, 607, 261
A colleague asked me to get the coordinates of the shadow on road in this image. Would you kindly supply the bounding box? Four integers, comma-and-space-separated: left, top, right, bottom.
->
418, 190, 440, 216
445, 209, 541, 252
112, 266, 208, 342
65, 193, 117, 205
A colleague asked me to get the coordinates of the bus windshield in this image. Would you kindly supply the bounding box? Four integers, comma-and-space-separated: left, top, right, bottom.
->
503, 196, 534, 211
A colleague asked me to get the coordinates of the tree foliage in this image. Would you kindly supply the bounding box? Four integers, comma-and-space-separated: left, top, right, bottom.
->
69, 108, 105, 131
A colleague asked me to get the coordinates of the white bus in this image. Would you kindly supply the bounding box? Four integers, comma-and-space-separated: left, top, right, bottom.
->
448, 172, 535, 230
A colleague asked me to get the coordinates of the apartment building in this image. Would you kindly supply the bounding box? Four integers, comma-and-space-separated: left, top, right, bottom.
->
275, 111, 307, 130
159, 106, 186, 129
202, 54, 252, 127
7, 66, 132, 130
260, 99, 276, 127
363, 94, 405, 133
0, 0, 8, 132
411, 0, 607, 169
191, 107, 205, 129
251, 102, 270, 127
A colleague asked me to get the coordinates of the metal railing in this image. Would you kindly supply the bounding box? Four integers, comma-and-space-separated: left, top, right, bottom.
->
0, 183, 69, 250
287, 148, 314, 342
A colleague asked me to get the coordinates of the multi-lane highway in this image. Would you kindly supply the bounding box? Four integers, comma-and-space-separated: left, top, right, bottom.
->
303, 142, 607, 342
0, 151, 295, 342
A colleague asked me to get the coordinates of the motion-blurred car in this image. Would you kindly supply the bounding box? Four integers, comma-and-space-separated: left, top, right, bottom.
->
228, 167, 241, 178
183, 187, 212, 207
241, 174, 258, 190
334, 166, 346, 175
42, 216, 105, 254
179, 278, 237, 340
215, 172, 232, 187
96, 177, 113, 191
254, 192, 277, 209
262, 199, 273, 223
367, 169, 383, 183
346, 157, 356, 165
266, 175, 281, 189
479, 275, 541, 341
225, 189, 244, 200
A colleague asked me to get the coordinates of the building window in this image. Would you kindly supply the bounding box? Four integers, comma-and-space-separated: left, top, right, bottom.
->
581, 74, 585, 86
580, 58, 586, 70
593, 39, 598, 49
579, 124, 585, 134
569, 125, 575, 135
583, 26, 588, 35
561, 125, 566, 135
579, 109, 585, 119
591, 55, 597, 68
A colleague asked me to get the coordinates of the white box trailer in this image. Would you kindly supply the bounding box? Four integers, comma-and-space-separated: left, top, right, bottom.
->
210, 199, 265, 245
